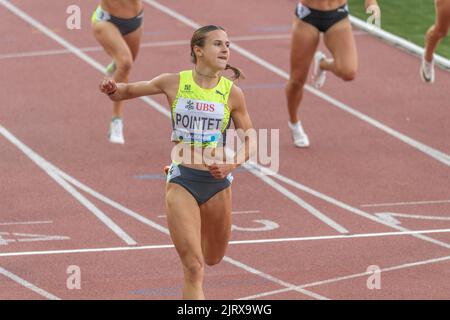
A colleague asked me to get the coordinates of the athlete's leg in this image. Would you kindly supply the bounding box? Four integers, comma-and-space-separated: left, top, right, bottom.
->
321, 18, 358, 82
425, 0, 450, 62
285, 18, 320, 125
92, 21, 134, 119
123, 25, 143, 61
199, 186, 232, 266
166, 183, 205, 300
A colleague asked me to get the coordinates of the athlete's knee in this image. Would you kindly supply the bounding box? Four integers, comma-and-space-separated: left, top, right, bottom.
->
116, 56, 133, 74
341, 71, 356, 82
336, 67, 357, 81
287, 76, 307, 90
183, 256, 205, 282
429, 24, 449, 39
204, 255, 224, 266
434, 26, 449, 39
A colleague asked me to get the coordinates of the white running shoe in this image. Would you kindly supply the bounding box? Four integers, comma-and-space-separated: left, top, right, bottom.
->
288, 121, 310, 148
420, 56, 435, 84
312, 51, 327, 89
109, 118, 125, 144
105, 61, 116, 77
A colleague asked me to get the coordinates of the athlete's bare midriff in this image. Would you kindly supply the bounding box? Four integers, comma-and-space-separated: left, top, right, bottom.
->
300, 0, 347, 11
100, 0, 143, 18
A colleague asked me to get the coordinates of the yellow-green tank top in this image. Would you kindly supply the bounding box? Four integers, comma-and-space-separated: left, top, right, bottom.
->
171, 70, 233, 148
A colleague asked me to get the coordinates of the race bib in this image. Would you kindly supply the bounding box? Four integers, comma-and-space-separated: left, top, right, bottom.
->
172, 97, 225, 144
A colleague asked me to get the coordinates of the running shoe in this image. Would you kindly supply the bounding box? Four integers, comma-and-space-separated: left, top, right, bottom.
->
312, 51, 327, 89
108, 117, 125, 144
288, 121, 310, 148
105, 61, 116, 77
420, 56, 435, 84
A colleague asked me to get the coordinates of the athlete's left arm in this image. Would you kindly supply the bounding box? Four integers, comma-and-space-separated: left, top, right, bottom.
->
208, 85, 256, 179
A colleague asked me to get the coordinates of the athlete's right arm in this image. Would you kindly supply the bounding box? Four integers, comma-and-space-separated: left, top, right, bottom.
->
100, 73, 178, 101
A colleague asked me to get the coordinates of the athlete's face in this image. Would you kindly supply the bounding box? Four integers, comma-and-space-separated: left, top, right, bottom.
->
198, 30, 230, 70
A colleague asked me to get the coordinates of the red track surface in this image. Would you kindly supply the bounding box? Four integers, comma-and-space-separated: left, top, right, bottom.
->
1, 0, 449, 300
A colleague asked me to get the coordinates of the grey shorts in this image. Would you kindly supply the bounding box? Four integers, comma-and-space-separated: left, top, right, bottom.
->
166, 164, 233, 205
295, 2, 349, 33
92, 6, 143, 35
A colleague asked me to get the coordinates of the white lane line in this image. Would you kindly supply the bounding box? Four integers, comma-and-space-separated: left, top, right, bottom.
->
52, 168, 171, 236
0, 244, 175, 257
249, 163, 450, 250
0, 232, 70, 243
143, 0, 450, 168
361, 199, 450, 208
143, 0, 200, 29
0, 48, 71, 59
4, 227, 450, 258
222, 256, 328, 300
232, 210, 261, 215
0, 34, 290, 60
244, 162, 349, 234
0, 267, 61, 300
305, 87, 450, 167
0, 126, 137, 246
239, 254, 450, 300
378, 212, 450, 222
231, 228, 450, 245
47, 170, 137, 246
0, 220, 53, 226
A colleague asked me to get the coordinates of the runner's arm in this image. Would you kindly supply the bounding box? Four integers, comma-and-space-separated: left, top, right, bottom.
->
100, 73, 177, 101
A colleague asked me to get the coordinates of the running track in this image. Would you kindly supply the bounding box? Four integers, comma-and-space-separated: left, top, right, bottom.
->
0, 0, 449, 300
